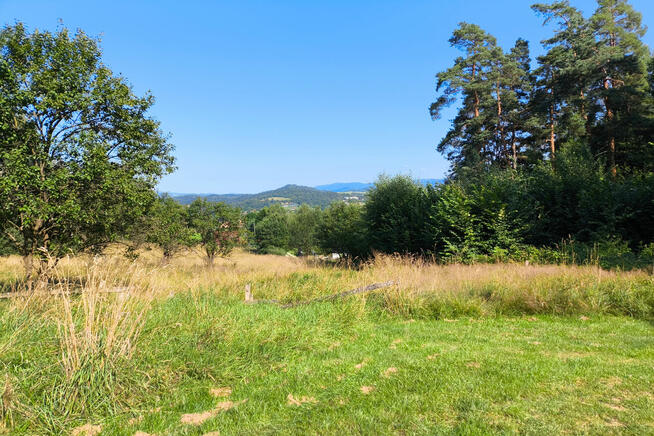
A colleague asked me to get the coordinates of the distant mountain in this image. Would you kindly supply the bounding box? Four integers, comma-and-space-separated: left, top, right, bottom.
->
167, 179, 443, 210
170, 184, 354, 210
315, 178, 443, 192
315, 182, 373, 192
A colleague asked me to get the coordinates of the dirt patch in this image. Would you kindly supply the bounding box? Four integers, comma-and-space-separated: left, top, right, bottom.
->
466, 362, 481, 368
605, 418, 624, 427
180, 410, 217, 426
71, 424, 101, 436
554, 351, 591, 360
180, 400, 246, 425
603, 376, 623, 388
382, 367, 398, 378
287, 394, 317, 406
360, 386, 375, 394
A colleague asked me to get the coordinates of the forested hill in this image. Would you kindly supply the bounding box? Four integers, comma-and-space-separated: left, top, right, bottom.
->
170, 184, 355, 210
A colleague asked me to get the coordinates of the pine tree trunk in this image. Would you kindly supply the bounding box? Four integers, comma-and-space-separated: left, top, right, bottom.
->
604, 79, 617, 178
472, 63, 479, 118
511, 129, 517, 170
549, 103, 556, 158
496, 80, 504, 164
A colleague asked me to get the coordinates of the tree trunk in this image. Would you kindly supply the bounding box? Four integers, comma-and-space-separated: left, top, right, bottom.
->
23, 254, 34, 289
549, 102, 556, 159
472, 63, 480, 118
511, 129, 517, 170
206, 250, 215, 266
604, 79, 617, 178
496, 79, 504, 164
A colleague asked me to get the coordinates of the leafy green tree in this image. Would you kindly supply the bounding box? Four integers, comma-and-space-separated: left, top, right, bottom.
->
187, 199, 242, 264
424, 184, 481, 259
364, 176, 427, 254
253, 204, 290, 253
288, 204, 322, 255
318, 202, 368, 260
0, 23, 174, 281
145, 196, 195, 263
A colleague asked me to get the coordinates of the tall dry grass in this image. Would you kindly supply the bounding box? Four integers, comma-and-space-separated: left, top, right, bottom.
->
1, 248, 652, 319
0, 250, 654, 324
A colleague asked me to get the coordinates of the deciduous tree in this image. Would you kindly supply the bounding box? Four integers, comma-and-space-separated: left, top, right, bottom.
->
0, 23, 174, 282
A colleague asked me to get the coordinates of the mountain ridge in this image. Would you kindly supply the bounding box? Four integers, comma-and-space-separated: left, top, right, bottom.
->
167, 179, 443, 210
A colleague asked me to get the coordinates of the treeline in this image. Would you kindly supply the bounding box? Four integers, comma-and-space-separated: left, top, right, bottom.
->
236, 168, 654, 269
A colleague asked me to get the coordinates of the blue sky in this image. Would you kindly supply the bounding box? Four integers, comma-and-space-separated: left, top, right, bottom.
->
3, 0, 654, 193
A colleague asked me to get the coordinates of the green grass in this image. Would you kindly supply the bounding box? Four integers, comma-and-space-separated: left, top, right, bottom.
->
2, 289, 653, 435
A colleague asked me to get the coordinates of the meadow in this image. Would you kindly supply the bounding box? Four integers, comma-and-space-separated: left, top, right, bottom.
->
0, 250, 653, 435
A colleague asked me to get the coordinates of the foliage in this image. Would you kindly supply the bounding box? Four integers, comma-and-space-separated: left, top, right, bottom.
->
318, 202, 369, 259
431, 1, 654, 178
250, 204, 290, 253
364, 175, 426, 254
143, 196, 195, 262
187, 199, 242, 264
362, 171, 653, 269
288, 204, 323, 255
0, 23, 174, 280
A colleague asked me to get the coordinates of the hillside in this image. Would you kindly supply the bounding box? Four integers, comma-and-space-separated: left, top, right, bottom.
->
171, 184, 357, 210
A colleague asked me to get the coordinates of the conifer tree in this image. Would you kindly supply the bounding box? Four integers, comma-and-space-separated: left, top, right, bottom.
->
430, 23, 498, 175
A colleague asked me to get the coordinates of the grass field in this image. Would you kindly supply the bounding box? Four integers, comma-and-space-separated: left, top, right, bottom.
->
1, 251, 653, 435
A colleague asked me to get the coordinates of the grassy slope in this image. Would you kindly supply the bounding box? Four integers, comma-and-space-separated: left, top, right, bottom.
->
1, 253, 653, 434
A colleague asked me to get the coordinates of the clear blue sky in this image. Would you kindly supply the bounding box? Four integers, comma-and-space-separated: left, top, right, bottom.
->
3, 0, 654, 193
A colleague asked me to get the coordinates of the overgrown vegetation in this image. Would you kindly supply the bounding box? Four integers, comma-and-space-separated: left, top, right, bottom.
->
0, 251, 652, 434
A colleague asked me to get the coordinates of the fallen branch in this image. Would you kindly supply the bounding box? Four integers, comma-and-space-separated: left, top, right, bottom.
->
244, 281, 396, 308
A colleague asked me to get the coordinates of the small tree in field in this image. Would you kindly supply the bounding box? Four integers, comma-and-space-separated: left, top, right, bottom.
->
187, 199, 242, 265
145, 196, 195, 263
0, 23, 174, 283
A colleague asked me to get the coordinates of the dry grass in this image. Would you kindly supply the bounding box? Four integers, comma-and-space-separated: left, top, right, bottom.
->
1, 249, 652, 319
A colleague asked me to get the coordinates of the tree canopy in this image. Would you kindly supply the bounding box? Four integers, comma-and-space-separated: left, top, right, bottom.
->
0, 23, 174, 279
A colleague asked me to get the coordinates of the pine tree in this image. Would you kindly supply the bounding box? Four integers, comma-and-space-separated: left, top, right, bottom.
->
532, 1, 594, 159
501, 39, 533, 169
588, 0, 650, 176
430, 23, 498, 175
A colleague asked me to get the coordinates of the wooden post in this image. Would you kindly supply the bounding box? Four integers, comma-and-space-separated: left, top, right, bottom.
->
244, 283, 253, 303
